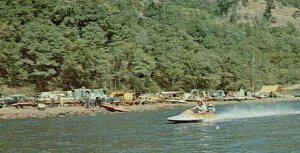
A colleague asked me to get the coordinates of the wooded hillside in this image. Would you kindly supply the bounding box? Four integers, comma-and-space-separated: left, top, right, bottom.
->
0, 0, 300, 93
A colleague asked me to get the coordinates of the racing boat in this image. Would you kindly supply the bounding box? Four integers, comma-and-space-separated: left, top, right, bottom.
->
167, 104, 215, 123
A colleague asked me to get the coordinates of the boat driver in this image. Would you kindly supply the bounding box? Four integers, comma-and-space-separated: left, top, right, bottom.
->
193, 99, 207, 112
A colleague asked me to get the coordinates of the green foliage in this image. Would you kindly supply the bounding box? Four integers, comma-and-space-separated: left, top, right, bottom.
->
0, 41, 25, 86
0, 0, 299, 93
216, 0, 239, 16
279, 0, 300, 9
19, 21, 64, 91
263, 0, 275, 20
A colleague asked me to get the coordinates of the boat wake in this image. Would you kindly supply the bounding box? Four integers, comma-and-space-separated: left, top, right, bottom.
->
206, 104, 300, 122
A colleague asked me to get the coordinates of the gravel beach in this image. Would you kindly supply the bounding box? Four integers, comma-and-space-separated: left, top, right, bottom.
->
0, 97, 299, 120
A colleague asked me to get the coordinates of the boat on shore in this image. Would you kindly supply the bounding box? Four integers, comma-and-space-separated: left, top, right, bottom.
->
102, 103, 128, 112
165, 99, 187, 104
11, 102, 37, 108
167, 104, 215, 123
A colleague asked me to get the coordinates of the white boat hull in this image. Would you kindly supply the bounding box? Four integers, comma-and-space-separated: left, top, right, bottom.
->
167, 114, 203, 123
167, 108, 215, 123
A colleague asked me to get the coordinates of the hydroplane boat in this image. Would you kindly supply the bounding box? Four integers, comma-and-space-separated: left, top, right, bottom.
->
167, 104, 215, 123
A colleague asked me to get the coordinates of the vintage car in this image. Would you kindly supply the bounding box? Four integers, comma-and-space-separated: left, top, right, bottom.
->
107, 91, 136, 105
5, 94, 34, 105
158, 91, 186, 103
294, 92, 300, 97
0, 93, 9, 108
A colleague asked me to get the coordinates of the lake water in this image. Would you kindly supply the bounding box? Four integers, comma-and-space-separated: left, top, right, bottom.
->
0, 101, 299, 153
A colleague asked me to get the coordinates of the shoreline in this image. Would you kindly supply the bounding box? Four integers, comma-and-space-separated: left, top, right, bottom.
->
0, 97, 299, 120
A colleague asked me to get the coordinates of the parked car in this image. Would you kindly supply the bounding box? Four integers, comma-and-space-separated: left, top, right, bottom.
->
33, 93, 48, 103
0, 93, 9, 101
0, 93, 9, 108
5, 94, 34, 105
294, 92, 300, 97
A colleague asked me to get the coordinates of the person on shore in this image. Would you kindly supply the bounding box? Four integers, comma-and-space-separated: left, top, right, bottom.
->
59, 95, 64, 107
85, 91, 91, 108
49, 93, 55, 108
96, 97, 103, 107
270, 91, 274, 98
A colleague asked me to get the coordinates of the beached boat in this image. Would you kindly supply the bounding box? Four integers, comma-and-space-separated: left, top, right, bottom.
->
102, 104, 128, 112
12, 102, 37, 108
165, 99, 187, 104
167, 104, 215, 123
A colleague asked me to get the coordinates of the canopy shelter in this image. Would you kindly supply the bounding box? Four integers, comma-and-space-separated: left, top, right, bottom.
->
282, 84, 300, 95
283, 84, 300, 90
259, 85, 283, 93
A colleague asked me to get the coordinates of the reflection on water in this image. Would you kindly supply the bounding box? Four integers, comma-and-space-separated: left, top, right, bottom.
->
0, 101, 299, 153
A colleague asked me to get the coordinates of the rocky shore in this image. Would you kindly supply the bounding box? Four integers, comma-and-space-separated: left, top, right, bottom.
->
0, 97, 299, 120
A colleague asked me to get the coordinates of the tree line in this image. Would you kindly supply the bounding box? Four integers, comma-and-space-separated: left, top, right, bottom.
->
0, 0, 299, 93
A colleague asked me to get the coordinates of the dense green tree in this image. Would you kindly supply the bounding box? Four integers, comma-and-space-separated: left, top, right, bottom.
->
0, 41, 25, 86
19, 21, 64, 91
263, 0, 275, 20
109, 41, 155, 91
216, 0, 239, 16
0, 0, 299, 94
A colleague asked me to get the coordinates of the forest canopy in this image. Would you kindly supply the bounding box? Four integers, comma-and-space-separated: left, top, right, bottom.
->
0, 0, 300, 93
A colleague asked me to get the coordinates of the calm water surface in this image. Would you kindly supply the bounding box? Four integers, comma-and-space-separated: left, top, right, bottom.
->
0, 101, 299, 153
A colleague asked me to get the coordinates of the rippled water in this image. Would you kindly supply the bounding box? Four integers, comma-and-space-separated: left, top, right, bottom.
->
0, 101, 299, 153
